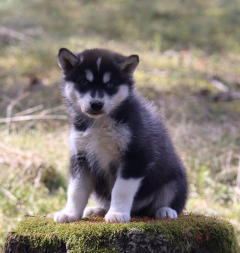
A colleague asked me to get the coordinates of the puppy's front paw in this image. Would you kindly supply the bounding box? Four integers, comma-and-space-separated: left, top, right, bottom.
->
105, 211, 130, 223
54, 210, 81, 223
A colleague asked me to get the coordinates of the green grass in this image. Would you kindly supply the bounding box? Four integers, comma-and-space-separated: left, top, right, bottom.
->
1, 0, 240, 251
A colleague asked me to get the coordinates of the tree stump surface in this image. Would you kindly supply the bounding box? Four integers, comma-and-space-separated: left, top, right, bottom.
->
4, 214, 239, 253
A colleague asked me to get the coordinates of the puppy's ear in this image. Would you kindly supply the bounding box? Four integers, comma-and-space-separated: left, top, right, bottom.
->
119, 55, 139, 75
57, 48, 78, 73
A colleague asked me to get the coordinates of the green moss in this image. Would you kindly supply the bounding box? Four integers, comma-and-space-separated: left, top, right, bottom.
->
5, 214, 240, 253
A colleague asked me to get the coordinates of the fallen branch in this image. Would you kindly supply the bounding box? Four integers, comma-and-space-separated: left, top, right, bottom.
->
15, 105, 44, 116
39, 105, 65, 115
6, 92, 30, 117
6, 91, 30, 133
0, 114, 67, 123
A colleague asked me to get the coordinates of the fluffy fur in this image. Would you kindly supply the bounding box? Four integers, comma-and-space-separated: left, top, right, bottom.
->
54, 48, 188, 223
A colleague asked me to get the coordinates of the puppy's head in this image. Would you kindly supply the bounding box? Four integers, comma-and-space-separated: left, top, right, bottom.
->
58, 48, 139, 118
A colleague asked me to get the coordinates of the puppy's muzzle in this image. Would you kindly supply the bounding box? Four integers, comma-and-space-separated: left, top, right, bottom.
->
88, 100, 104, 115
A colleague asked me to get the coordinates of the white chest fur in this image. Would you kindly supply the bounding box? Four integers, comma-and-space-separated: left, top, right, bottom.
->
69, 117, 131, 172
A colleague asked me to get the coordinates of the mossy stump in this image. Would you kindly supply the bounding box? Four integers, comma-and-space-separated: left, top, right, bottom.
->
4, 214, 239, 253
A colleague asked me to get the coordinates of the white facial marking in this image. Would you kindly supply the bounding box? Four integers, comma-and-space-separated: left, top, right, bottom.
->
63, 85, 92, 116
54, 173, 93, 222
76, 92, 92, 114
85, 69, 94, 82
105, 177, 142, 223
103, 72, 111, 83
96, 57, 102, 71
64, 80, 130, 117
103, 85, 129, 114
74, 85, 129, 117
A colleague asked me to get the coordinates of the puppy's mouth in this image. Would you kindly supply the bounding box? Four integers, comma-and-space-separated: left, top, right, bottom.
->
85, 110, 105, 118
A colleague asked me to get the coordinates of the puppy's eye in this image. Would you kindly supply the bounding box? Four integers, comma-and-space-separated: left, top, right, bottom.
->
106, 82, 114, 89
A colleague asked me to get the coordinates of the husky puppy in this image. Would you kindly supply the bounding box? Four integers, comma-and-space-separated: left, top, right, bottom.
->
54, 48, 188, 223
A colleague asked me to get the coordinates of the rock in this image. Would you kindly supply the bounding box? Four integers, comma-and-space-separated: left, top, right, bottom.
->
4, 214, 239, 253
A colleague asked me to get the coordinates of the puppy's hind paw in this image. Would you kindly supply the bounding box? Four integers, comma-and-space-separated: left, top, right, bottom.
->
155, 207, 178, 219
83, 206, 106, 218
105, 211, 130, 223
54, 210, 81, 223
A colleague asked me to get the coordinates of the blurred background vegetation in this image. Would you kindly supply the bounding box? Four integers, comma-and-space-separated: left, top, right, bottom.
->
0, 0, 240, 250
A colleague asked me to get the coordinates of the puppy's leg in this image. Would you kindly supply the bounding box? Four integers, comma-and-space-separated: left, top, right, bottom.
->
105, 177, 142, 223
54, 173, 93, 222
54, 157, 93, 223
83, 206, 107, 218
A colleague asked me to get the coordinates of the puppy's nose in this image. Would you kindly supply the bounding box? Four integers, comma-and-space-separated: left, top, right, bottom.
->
90, 101, 103, 112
